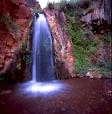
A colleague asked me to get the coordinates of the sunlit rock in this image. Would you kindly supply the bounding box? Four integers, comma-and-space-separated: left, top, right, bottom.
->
44, 9, 75, 79
86, 68, 102, 78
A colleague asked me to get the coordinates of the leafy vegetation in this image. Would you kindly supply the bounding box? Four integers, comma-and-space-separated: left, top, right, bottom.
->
47, 0, 67, 10
1, 15, 20, 39
66, 14, 99, 75
61, 3, 96, 75
103, 33, 111, 44
51, 0, 111, 77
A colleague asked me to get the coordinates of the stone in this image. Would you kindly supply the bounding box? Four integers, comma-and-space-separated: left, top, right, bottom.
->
44, 9, 75, 79
81, 0, 111, 33
0, 0, 32, 75
1, 90, 12, 95
86, 68, 102, 78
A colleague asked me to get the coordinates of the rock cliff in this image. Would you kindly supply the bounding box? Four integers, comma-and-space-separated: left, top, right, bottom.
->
44, 9, 75, 79
0, 0, 32, 75
81, 0, 111, 33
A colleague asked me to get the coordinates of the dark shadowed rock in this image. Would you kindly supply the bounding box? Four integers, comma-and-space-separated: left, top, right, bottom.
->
26, 0, 36, 7
81, 0, 111, 33
104, 0, 111, 25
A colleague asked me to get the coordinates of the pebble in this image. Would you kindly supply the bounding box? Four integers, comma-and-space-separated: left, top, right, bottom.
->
60, 107, 66, 112
0, 90, 12, 95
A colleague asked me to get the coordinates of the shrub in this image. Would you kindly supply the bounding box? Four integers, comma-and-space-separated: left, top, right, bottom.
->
66, 10, 99, 75
47, 0, 68, 10
47, 2, 54, 9
103, 33, 111, 44
1, 15, 20, 39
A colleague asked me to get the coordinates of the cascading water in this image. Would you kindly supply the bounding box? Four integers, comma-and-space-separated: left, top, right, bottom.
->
32, 13, 56, 82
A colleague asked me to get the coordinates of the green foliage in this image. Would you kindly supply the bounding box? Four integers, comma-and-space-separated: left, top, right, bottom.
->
23, 55, 32, 64
57, 0, 67, 9
68, 18, 111, 76
48, 0, 68, 10
92, 64, 112, 78
66, 13, 99, 75
103, 33, 111, 44
0, 76, 5, 81
22, 42, 28, 51
47, 2, 55, 9
65, 9, 74, 17
1, 15, 20, 39
47, 0, 111, 77
22, 41, 32, 64
75, 46, 91, 75
32, 8, 44, 14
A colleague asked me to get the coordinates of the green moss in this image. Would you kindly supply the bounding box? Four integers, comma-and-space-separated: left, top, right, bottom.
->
75, 46, 91, 75
23, 55, 32, 64
92, 64, 112, 78
51, 0, 68, 10
22, 40, 32, 64
66, 12, 99, 75
1, 15, 20, 39
103, 33, 111, 44
48, 0, 111, 77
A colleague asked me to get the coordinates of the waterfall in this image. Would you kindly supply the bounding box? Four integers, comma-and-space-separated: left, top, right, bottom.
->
32, 13, 56, 82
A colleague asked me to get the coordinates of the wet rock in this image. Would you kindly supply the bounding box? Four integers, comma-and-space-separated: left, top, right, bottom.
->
44, 9, 75, 79
106, 90, 112, 96
60, 107, 66, 112
1, 90, 12, 95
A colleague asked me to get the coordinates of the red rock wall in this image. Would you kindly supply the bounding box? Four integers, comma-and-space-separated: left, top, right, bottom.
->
0, 0, 75, 79
44, 9, 75, 79
0, 0, 33, 74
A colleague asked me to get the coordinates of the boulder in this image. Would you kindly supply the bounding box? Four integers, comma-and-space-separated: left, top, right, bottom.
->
86, 68, 102, 78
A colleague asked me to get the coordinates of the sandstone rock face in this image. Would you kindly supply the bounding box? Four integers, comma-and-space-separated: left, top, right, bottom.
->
0, 0, 32, 74
44, 9, 75, 79
81, 0, 111, 33
82, 0, 107, 23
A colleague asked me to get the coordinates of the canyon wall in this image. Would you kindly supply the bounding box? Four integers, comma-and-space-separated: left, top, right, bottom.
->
0, 0, 32, 75
44, 9, 75, 79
